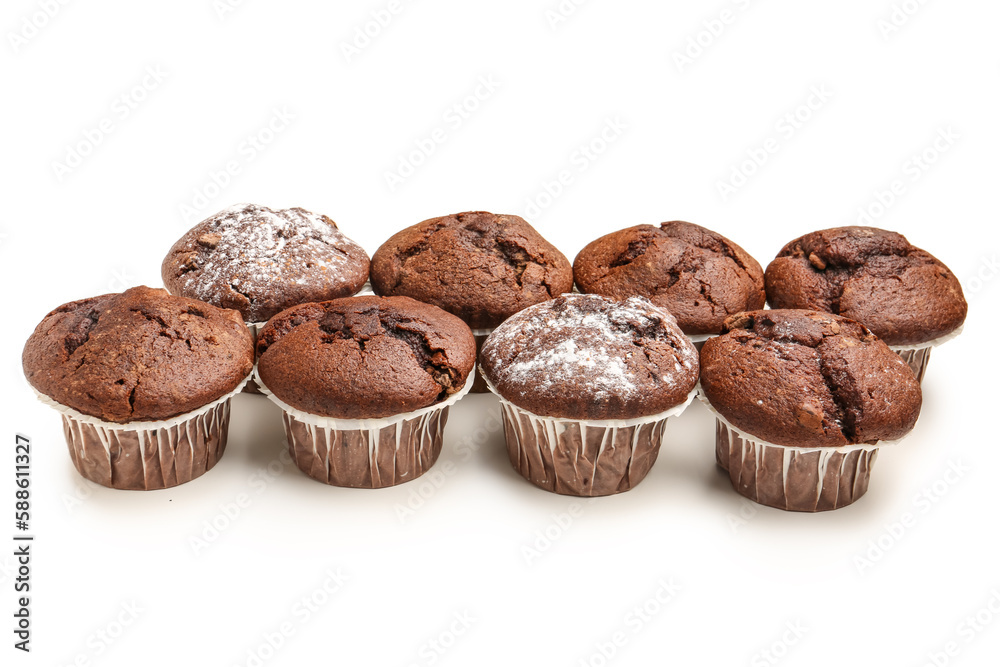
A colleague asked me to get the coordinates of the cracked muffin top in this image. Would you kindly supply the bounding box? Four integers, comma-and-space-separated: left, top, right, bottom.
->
480, 294, 699, 420
162, 204, 370, 323
573, 221, 766, 336
22, 286, 254, 423
256, 296, 476, 419
699, 310, 922, 448
764, 226, 967, 345
369, 211, 573, 329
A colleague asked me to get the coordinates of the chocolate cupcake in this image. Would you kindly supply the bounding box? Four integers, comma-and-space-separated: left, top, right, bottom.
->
699, 309, 922, 512
764, 226, 967, 381
370, 211, 573, 392
480, 294, 699, 497
573, 221, 766, 346
254, 296, 476, 488
162, 204, 371, 392
23, 286, 254, 490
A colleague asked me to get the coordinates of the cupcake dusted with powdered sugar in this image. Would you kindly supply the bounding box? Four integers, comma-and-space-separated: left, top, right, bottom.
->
482, 294, 698, 420
480, 294, 699, 496
162, 204, 370, 324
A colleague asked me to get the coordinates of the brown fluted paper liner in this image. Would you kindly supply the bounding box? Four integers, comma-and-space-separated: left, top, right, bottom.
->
715, 419, 877, 512
255, 369, 474, 489
62, 404, 230, 490
470, 328, 494, 394
499, 405, 667, 496
715, 418, 731, 472
36, 378, 248, 490
282, 409, 448, 488
686, 332, 715, 352
244, 321, 266, 394
892, 346, 932, 383
888, 325, 963, 384
488, 380, 697, 497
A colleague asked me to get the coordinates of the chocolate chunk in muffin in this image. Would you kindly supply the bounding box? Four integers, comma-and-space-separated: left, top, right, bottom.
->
573, 221, 766, 335
764, 226, 967, 345
700, 309, 922, 448
257, 296, 476, 419
480, 294, 699, 420
22, 286, 254, 423
369, 211, 573, 329
162, 204, 370, 323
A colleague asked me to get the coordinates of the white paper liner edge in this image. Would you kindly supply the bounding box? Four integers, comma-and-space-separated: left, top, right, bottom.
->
686, 332, 717, 343
32, 372, 253, 432
695, 384, 908, 455
481, 370, 698, 428
254, 365, 475, 430
471, 328, 495, 337
887, 324, 964, 352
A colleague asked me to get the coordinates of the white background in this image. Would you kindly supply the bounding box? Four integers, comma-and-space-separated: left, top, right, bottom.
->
2, 1, 999, 665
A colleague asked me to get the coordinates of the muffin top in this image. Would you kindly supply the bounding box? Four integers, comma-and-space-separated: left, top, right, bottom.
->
700, 310, 922, 448
370, 211, 573, 329
22, 286, 254, 423
256, 296, 476, 419
162, 204, 370, 323
480, 294, 699, 420
764, 226, 967, 345
573, 221, 766, 336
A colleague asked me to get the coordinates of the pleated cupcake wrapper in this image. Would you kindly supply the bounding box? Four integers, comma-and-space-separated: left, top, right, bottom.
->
244, 320, 267, 394
685, 332, 716, 351
482, 372, 697, 497
887, 325, 963, 383
34, 374, 252, 490
697, 390, 908, 512
470, 328, 495, 394
253, 368, 474, 488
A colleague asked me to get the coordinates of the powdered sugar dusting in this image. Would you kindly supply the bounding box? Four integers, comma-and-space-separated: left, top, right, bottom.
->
167, 204, 367, 321
185, 204, 352, 294
509, 337, 633, 397
482, 294, 698, 404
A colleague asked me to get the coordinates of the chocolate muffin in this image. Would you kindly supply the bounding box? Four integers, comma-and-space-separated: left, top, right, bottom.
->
480, 294, 699, 496
699, 309, 922, 511
23, 286, 254, 490
255, 296, 476, 488
370, 212, 573, 329
573, 221, 766, 337
482, 295, 699, 420
764, 226, 966, 379
257, 296, 475, 419
370, 211, 572, 393
162, 204, 370, 323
